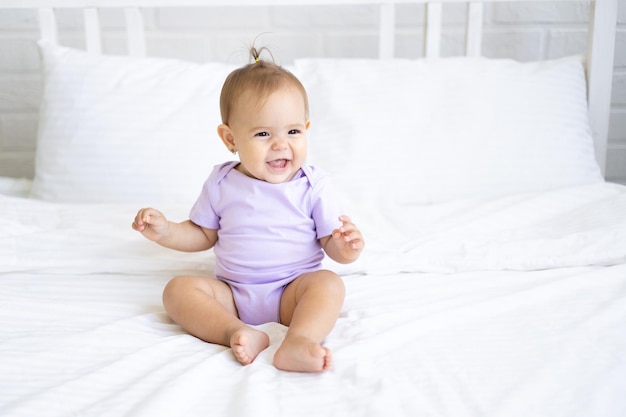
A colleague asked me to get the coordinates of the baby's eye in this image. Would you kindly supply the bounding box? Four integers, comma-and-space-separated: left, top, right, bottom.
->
255, 131, 270, 138
288, 129, 300, 135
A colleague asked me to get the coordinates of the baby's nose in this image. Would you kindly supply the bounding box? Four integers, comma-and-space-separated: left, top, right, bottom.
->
271, 136, 288, 150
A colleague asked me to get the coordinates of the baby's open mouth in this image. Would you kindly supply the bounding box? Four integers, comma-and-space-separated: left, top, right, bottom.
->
267, 159, 289, 169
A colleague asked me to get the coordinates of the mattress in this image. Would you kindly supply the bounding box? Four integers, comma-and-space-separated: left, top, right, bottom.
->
1, 181, 626, 417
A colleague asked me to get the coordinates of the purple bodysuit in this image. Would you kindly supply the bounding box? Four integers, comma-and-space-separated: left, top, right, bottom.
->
189, 161, 343, 325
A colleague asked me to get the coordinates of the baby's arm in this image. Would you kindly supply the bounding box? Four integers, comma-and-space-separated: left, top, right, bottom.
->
132, 207, 217, 252
321, 215, 364, 264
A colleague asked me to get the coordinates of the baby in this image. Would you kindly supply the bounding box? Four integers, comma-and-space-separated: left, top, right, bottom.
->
132, 47, 364, 373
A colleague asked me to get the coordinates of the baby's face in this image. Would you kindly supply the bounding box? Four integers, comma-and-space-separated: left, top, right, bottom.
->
228, 86, 310, 184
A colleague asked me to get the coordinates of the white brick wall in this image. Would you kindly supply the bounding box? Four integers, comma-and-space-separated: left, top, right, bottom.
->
0, 1, 625, 183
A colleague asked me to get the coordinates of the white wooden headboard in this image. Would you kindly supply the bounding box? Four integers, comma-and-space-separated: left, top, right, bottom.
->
2, 0, 618, 176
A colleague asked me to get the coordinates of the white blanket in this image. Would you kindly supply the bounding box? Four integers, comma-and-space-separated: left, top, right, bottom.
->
339, 182, 626, 274
3, 182, 624, 275
1, 182, 626, 417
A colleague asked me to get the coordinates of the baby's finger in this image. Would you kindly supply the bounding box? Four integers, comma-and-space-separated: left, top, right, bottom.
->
344, 233, 363, 247
338, 215, 352, 226
349, 237, 364, 251
338, 216, 357, 232
133, 208, 156, 230
339, 223, 360, 238
344, 229, 364, 248
141, 208, 162, 225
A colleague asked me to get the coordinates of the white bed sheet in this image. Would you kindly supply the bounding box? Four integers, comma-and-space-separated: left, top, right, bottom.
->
1, 183, 626, 417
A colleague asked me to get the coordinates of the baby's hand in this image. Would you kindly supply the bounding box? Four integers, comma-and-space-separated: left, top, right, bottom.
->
132, 208, 169, 242
331, 215, 364, 260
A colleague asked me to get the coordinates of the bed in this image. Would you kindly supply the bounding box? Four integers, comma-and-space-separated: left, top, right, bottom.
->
1, 0, 624, 416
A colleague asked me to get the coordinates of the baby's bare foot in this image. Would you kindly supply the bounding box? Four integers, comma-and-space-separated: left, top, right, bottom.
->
230, 326, 270, 365
273, 335, 332, 372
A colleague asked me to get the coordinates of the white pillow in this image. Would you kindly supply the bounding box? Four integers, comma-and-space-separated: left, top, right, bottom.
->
32, 41, 236, 204
295, 56, 603, 205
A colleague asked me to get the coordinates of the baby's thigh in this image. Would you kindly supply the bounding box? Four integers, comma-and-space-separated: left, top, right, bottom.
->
279, 270, 345, 324
162, 275, 237, 316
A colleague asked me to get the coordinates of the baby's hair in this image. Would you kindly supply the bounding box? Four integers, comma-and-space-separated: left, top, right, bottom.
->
219, 45, 309, 125
249, 45, 273, 64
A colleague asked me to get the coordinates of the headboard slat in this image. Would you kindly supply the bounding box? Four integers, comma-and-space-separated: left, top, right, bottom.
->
465, 2, 483, 57
424, 2, 442, 58
84, 8, 102, 54
38, 8, 58, 44
378, 3, 396, 59
586, 0, 618, 176
125, 8, 147, 57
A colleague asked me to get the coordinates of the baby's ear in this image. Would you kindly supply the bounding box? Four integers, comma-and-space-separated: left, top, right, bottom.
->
306, 120, 311, 130
217, 124, 236, 150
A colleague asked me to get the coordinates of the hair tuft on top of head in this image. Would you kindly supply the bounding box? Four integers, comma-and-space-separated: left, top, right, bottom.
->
250, 45, 274, 64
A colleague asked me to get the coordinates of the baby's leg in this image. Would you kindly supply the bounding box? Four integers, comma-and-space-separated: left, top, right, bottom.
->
274, 270, 345, 372
162, 275, 269, 365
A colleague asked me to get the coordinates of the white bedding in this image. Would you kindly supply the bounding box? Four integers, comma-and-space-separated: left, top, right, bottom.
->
2, 181, 626, 417
1, 5, 623, 413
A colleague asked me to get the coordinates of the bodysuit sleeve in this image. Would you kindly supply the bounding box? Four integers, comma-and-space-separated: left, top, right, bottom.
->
305, 165, 345, 239
189, 162, 233, 230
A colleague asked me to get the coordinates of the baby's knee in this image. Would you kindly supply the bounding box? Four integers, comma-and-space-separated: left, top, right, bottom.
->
162, 275, 199, 311
318, 270, 346, 297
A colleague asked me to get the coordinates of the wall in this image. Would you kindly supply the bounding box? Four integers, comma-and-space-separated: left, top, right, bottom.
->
0, 1, 624, 183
